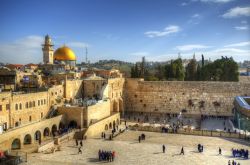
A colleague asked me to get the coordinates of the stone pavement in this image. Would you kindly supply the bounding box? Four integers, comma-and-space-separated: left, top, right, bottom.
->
21, 130, 250, 165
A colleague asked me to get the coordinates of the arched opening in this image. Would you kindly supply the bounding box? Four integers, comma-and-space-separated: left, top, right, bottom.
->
52, 124, 57, 137
105, 124, 108, 130
43, 127, 50, 137
59, 122, 65, 130
11, 138, 21, 150
35, 130, 41, 142
24, 134, 32, 145
109, 122, 112, 129
68, 120, 77, 129
113, 121, 116, 129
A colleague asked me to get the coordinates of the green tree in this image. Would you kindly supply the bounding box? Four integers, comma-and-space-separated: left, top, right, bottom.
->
185, 59, 197, 81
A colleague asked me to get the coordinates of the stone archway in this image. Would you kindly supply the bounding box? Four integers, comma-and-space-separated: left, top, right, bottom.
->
11, 138, 21, 150
68, 120, 77, 129
24, 134, 32, 145
43, 127, 50, 137
35, 130, 41, 142
52, 124, 58, 137
105, 124, 108, 130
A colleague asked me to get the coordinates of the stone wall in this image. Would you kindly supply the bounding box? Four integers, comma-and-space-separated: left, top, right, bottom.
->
65, 79, 83, 100
125, 79, 250, 117
83, 79, 107, 99
85, 113, 120, 137
87, 100, 111, 125
58, 100, 111, 128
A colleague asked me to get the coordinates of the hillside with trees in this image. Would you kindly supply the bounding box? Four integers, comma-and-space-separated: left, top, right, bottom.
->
130, 55, 239, 82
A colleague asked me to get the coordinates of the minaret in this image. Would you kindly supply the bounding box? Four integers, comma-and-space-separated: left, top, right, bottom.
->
42, 35, 54, 64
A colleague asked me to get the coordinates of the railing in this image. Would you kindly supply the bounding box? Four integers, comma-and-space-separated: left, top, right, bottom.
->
129, 125, 250, 141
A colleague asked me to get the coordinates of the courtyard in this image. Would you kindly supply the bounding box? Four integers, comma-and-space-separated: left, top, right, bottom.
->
21, 130, 250, 165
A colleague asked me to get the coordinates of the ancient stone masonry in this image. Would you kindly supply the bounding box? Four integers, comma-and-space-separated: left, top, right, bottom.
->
125, 79, 250, 117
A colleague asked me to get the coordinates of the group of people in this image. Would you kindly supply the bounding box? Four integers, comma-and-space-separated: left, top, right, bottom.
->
98, 150, 115, 162
228, 160, 241, 165
232, 148, 249, 159
197, 144, 204, 153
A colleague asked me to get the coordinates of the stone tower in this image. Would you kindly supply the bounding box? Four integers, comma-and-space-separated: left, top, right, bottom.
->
42, 35, 54, 64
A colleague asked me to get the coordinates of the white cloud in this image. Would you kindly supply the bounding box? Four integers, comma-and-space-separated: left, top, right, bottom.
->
181, 2, 188, 6
145, 25, 180, 38
192, 14, 201, 18
234, 26, 248, 30
0, 35, 44, 64
241, 20, 247, 24
224, 41, 250, 47
222, 6, 250, 18
68, 42, 90, 48
130, 52, 149, 56
200, 0, 234, 3
176, 44, 210, 51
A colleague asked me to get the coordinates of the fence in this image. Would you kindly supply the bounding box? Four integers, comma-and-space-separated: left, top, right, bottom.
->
129, 125, 250, 141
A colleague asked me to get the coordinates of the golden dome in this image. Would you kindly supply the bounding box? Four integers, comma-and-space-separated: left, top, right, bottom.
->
54, 46, 76, 61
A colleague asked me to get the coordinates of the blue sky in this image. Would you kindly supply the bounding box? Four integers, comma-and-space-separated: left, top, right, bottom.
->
0, 0, 249, 64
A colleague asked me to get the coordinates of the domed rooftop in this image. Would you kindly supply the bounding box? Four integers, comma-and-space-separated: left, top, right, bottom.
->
54, 46, 76, 61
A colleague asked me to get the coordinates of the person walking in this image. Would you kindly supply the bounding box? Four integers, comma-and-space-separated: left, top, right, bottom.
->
228, 160, 231, 165
78, 147, 82, 154
180, 146, 184, 155
138, 136, 141, 143
219, 147, 222, 155
80, 140, 83, 147
162, 145, 166, 153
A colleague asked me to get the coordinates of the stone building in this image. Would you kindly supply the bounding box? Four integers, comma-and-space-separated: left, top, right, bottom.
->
1, 34, 250, 154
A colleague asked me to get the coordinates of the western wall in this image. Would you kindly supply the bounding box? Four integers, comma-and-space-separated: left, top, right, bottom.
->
124, 79, 250, 117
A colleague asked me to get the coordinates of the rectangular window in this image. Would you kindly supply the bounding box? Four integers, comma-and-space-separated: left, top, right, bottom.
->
29, 116, 32, 122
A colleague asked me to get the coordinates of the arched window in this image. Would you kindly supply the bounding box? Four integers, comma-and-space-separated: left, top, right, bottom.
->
29, 101, 32, 108
38, 100, 40, 106
33, 101, 35, 107
26, 102, 28, 108
19, 103, 22, 110
15, 104, 18, 110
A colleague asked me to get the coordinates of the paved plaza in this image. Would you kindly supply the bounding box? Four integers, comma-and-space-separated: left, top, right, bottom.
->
22, 130, 250, 165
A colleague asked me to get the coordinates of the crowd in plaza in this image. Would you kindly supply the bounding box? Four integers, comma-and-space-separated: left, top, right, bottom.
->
228, 160, 241, 165
232, 148, 249, 159
98, 150, 115, 162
